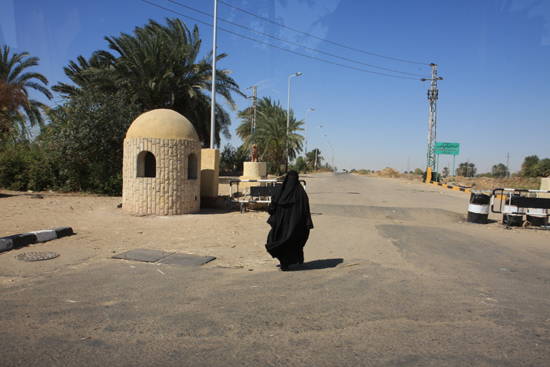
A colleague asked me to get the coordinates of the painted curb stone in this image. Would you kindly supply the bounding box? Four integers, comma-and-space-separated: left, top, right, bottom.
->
53, 227, 74, 238
0, 239, 14, 252
0, 227, 74, 253
9, 233, 38, 249
29, 230, 57, 243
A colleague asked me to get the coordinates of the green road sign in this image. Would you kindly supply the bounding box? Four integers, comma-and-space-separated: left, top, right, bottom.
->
435, 142, 460, 155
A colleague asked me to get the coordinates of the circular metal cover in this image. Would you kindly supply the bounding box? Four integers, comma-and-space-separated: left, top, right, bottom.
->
14, 252, 60, 262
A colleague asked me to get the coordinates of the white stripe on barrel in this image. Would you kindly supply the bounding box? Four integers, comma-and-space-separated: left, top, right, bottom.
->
468, 204, 490, 214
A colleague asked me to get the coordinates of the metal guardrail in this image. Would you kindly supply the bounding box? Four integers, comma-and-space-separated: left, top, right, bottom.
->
491, 188, 550, 214
229, 179, 307, 213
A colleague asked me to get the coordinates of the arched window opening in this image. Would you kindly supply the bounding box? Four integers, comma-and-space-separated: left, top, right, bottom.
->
188, 153, 198, 179
137, 151, 156, 178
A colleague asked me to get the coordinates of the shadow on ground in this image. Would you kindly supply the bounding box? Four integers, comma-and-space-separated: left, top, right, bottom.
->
282, 258, 344, 271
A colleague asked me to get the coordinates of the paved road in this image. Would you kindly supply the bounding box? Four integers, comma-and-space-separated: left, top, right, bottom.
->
1, 173, 549, 366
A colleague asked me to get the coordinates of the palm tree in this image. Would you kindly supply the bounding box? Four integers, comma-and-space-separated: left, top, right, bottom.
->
52, 53, 116, 97
236, 97, 304, 174
53, 18, 243, 147
306, 149, 322, 168
456, 162, 477, 177
0, 44, 53, 137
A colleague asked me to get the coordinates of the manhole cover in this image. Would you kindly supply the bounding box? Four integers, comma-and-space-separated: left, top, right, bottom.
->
14, 252, 60, 262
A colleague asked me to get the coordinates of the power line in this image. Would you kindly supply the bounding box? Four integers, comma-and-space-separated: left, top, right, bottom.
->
167, 0, 428, 77
219, 0, 430, 66
141, 0, 423, 80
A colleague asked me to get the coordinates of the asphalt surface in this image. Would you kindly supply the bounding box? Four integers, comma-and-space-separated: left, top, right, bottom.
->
1, 173, 549, 366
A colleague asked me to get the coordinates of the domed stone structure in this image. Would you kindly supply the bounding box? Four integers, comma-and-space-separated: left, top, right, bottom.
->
122, 109, 201, 215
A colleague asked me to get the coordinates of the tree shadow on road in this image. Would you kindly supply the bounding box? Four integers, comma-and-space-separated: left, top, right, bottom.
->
283, 258, 344, 271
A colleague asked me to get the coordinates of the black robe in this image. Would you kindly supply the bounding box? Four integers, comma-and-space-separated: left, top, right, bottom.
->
265, 171, 314, 267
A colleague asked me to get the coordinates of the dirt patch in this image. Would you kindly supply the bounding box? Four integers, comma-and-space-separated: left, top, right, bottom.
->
352, 168, 544, 191
374, 167, 401, 178
436, 176, 542, 191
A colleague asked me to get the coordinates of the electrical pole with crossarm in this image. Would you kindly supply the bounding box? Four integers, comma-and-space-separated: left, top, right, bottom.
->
422, 63, 443, 177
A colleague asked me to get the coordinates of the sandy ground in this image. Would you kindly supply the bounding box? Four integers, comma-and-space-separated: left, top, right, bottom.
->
0, 185, 276, 279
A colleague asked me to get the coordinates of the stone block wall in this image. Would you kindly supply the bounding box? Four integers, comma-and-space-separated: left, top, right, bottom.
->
123, 137, 201, 215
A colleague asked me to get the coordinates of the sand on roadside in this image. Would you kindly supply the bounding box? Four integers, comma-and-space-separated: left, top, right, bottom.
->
0, 185, 277, 285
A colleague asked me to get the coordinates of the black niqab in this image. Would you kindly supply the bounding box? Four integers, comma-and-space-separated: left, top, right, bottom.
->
265, 171, 313, 267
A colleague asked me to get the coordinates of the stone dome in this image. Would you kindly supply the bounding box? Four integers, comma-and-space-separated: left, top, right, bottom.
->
126, 109, 199, 141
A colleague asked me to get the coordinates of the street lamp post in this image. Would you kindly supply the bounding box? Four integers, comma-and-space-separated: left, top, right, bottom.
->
320, 135, 327, 170
315, 126, 323, 172
329, 146, 333, 172
304, 108, 315, 172
323, 140, 329, 170
286, 72, 302, 173
210, 0, 218, 149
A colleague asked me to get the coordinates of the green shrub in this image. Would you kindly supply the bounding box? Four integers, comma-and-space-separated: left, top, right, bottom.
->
0, 142, 55, 191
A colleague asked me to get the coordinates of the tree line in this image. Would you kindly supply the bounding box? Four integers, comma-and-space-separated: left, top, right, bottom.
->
1, 18, 332, 194
410, 156, 550, 179
1, 17, 333, 195
4, 17, 541, 194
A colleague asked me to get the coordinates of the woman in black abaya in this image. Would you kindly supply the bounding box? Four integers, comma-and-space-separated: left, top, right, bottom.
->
265, 170, 313, 270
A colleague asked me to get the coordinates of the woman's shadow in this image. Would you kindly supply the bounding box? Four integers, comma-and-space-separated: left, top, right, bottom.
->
281, 258, 344, 271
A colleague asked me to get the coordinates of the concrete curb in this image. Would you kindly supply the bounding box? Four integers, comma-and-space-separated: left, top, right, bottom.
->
0, 227, 73, 253
426, 180, 472, 193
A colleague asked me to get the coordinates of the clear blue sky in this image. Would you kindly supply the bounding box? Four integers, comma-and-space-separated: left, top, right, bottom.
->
2, 0, 549, 173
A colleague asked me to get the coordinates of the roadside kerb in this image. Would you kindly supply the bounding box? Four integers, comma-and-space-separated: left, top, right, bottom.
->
427, 180, 472, 194
0, 227, 73, 253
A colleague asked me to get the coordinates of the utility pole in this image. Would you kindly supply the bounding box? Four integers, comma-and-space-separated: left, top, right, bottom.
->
421, 64, 443, 177
506, 152, 510, 178
247, 86, 257, 139
246, 86, 257, 161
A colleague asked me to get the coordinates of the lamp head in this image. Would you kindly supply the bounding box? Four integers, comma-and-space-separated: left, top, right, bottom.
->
296, 72, 302, 76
